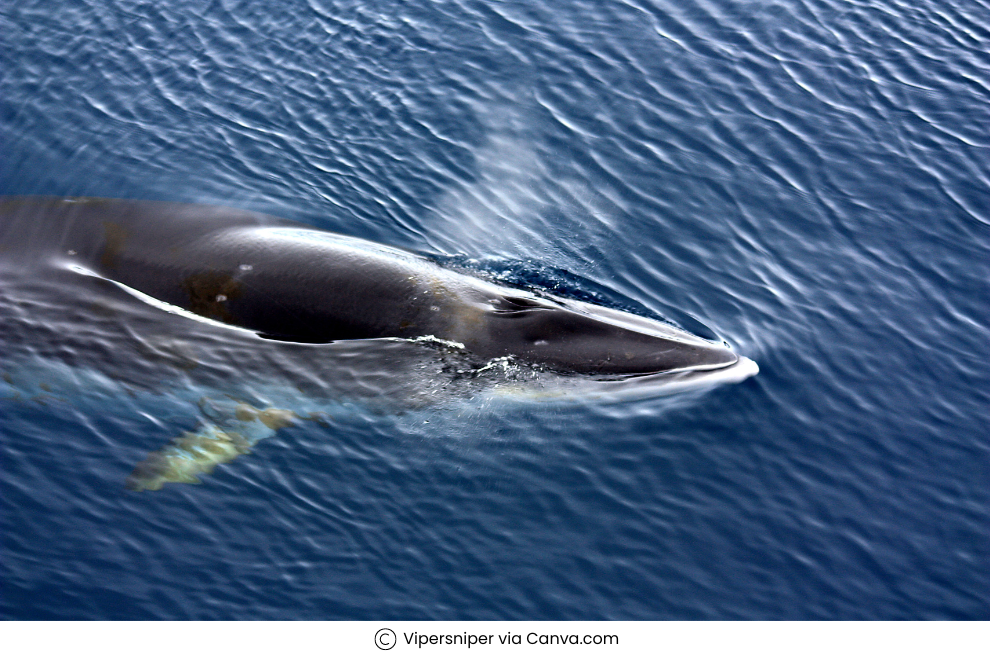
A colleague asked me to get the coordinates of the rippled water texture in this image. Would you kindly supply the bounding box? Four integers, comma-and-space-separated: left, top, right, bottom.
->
1, 0, 987, 619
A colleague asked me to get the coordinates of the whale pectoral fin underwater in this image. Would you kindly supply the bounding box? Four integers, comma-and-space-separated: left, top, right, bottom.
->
125, 399, 298, 492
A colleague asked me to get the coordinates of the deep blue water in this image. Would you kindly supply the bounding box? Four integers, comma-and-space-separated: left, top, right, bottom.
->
1, 0, 988, 619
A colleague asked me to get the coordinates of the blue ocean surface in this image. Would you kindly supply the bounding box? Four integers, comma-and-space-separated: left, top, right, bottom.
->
1, 0, 987, 619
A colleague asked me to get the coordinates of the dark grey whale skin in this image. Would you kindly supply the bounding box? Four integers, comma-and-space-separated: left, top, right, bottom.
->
0, 197, 740, 375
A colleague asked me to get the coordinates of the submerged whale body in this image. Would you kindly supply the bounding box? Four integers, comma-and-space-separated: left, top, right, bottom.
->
1, 196, 758, 491
0, 196, 749, 377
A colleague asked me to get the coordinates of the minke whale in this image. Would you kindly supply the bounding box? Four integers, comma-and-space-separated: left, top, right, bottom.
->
0, 196, 757, 490
1, 196, 746, 375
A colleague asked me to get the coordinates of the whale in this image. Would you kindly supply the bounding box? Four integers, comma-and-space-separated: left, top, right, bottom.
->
0, 196, 745, 376
1, 196, 757, 490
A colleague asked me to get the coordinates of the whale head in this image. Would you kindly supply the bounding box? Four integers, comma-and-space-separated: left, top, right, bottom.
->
456, 291, 741, 376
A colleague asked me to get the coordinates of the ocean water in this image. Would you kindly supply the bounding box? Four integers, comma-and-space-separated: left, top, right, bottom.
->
1, 0, 987, 620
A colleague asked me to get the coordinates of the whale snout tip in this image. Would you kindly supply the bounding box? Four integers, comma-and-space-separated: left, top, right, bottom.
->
693, 342, 740, 368
641, 340, 740, 374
